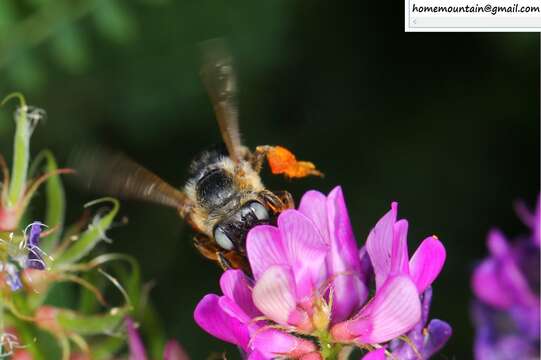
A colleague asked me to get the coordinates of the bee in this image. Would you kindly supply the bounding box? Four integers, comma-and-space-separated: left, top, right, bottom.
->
74, 39, 321, 271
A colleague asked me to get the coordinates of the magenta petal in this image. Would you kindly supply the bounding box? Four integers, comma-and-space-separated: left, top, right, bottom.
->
251, 329, 317, 358
366, 203, 398, 289
390, 220, 410, 276
298, 190, 329, 241
125, 317, 148, 360
361, 348, 386, 360
163, 340, 190, 360
219, 296, 252, 324
220, 270, 259, 318
330, 275, 368, 324
487, 229, 509, 257
252, 265, 297, 325
326, 187, 367, 322
471, 259, 514, 309
247, 225, 287, 280
332, 275, 421, 344
409, 236, 446, 293
278, 210, 328, 301
194, 294, 250, 350
247, 350, 267, 360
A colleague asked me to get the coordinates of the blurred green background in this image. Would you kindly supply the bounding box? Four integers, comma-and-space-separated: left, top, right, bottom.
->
0, 0, 539, 358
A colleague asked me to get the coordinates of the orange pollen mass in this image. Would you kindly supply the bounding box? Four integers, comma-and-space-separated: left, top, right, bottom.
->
266, 146, 323, 179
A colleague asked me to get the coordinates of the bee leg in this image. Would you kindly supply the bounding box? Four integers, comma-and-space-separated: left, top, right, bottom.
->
273, 190, 295, 209
260, 189, 294, 213
193, 234, 220, 262
217, 252, 234, 271
251, 146, 272, 173
219, 251, 251, 273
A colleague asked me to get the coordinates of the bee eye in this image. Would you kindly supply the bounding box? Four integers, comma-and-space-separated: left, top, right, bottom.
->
214, 226, 234, 250
249, 202, 269, 221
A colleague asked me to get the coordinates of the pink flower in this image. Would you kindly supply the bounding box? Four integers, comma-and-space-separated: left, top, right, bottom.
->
194, 187, 449, 359
331, 202, 447, 346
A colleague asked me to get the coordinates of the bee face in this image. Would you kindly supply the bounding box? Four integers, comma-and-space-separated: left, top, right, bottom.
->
212, 200, 270, 251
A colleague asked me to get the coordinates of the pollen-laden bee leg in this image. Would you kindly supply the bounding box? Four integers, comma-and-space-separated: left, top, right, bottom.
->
193, 233, 220, 262
253, 145, 322, 178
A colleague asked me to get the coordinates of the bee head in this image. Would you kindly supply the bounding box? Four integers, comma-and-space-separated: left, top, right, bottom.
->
212, 201, 270, 251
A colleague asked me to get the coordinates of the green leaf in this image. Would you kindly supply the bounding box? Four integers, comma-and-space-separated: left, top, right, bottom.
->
29, 150, 66, 252
1, 93, 29, 207
91, 335, 126, 360
56, 198, 119, 265
57, 306, 129, 335
6, 53, 46, 91
93, 0, 136, 44
49, 23, 89, 73
12, 317, 46, 360
77, 271, 106, 314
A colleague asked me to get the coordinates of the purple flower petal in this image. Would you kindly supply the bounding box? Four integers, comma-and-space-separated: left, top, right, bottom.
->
298, 190, 329, 241
472, 258, 514, 309
515, 195, 540, 247
247, 225, 287, 280
278, 210, 328, 301
499, 256, 539, 308
361, 348, 386, 360
331, 275, 421, 344
420, 287, 433, 326
194, 294, 250, 350
2, 263, 22, 291
366, 203, 398, 290
422, 319, 452, 358
409, 236, 446, 293
125, 317, 148, 360
251, 329, 317, 359
26, 222, 46, 270
220, 270, 260, 318
252, 265, 297, 325
326, 187, 367, 322
163, 340, 190, 360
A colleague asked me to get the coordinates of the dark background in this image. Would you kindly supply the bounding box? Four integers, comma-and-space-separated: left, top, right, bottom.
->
0, 1, 539, 358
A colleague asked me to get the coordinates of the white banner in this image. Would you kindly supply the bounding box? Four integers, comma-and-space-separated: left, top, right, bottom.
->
405, 0, 541, 31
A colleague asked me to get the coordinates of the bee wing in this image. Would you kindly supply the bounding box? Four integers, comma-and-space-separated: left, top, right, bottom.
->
200, 39, 243, 163
71, 148, 192, 212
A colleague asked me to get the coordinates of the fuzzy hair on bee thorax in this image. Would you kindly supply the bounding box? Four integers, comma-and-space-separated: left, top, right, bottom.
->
183, 145, 265, 236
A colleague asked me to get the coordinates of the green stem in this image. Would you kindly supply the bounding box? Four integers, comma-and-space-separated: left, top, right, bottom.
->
318, 331, 342, 360
2, 93, 29, 207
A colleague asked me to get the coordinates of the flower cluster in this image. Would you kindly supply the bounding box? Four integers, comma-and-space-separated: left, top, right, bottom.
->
471, 196, 540, 360
0, 94, 147, 360
195, 187, 451, 359
0, 222, 47, 292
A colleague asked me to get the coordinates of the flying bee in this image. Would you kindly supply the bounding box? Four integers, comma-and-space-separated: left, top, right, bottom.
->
74, 39, 322, 271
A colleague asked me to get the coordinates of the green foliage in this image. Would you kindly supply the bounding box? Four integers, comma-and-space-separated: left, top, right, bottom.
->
0, 94, 155, 359
0, 0, 141, 91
